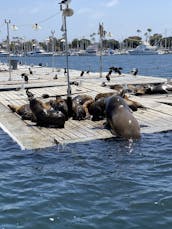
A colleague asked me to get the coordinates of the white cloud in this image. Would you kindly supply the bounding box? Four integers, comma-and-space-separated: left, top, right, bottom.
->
105, 0, 119, 8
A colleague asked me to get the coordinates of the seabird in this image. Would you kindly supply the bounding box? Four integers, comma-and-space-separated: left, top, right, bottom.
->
109, 66, 123, 75
80, 71, 84, 77
26, 89, 34, 99
28, 67, 33, 75
105, 69, 113, 81
131, 68, 138, 76
21, 73, 29, 83
106, 73, 110, 81
101, 82, 107, 87
53, 74, 58, 79
64, 68, 67, 75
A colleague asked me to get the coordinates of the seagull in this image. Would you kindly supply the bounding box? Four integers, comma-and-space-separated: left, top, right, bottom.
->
131, 68, 138, 76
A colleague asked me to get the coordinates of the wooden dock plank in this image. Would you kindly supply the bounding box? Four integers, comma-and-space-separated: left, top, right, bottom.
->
0, 103, 56, 150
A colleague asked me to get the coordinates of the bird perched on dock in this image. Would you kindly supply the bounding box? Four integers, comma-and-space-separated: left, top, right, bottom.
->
26, 89, 34, 99
70, 81, 79, 86
28, 67, 33, 75
131, 68, 138, 76
80, 71, 84, 77
101, 82, 107, 87
106, 73, 110, 81
64, 68, 67, 75
105, 69, 113, 81
86, 70, 90, 74
21, 73, 29, 83
110, 66, 123, 75
53, 74, 58, 80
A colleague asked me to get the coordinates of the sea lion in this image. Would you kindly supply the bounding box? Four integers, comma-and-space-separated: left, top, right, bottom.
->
29, 97, 66, 128
72, 95, 93, 120
8, 104, 36, 122
105, 95, 141, 139
145, 84, 168, 94
95, 92, 143, 112
88, 97, 106, 121
49, 96, 69, 120
121, 93, 145, 111
95, 92, 115, 101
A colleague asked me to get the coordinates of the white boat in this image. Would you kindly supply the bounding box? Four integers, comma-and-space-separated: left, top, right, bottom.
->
128, 42, 159, 55
86, 44, 98, 56
26, 47, 53, 57
77, 44, 98, 56
0, 49, 9, 57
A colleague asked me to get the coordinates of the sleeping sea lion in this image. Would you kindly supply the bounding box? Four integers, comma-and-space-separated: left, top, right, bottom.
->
105, 95, 141, 139
145, 84, 168, 94
8, 104, 36, 122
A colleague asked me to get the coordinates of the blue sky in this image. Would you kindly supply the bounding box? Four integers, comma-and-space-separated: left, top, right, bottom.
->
1, 0, 172, 42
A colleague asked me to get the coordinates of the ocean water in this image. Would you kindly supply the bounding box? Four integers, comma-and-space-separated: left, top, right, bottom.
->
0, 55, 172, 229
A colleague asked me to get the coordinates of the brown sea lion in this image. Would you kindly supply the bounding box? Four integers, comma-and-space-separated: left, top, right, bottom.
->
145, 84, 168, 94
95, 92, 144, 112
72, 95, 93, 120
105, 95, 141, 139
49, 96, 68, 120
122, 94, 145, 111
95, 92, 115, 101
8, 104, 36, 122
87, 98, 106, 121
29, 97, 66, 128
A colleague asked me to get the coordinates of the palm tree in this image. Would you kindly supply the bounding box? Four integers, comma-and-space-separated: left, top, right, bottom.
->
137, 29, 142, 37
147, 28, 152, 42
144, 32, 148, 42
147, 28, 152, 35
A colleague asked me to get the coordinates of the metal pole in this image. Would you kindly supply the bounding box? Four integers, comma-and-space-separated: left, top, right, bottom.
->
5, 19, 11, 81
63, 14, 71, 97
51, 30, 55, 72
60, 2, 74, 117
99, 37, 103, 78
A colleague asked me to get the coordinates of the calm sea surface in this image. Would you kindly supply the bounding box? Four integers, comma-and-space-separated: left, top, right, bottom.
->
0, 55, 172, 229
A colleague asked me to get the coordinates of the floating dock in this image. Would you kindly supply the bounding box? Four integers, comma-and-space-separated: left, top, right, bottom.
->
0, 65, 171, 150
